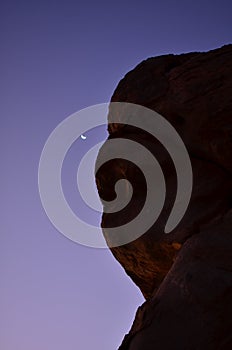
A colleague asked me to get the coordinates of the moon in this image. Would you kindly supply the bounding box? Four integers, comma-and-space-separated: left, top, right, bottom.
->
81, 134, 87, 140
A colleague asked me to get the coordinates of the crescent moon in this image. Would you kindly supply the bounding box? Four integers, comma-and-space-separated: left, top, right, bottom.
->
81, 134, 87, 140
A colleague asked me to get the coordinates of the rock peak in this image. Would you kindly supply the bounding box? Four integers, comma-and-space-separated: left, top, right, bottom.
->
96, 44, 232, 349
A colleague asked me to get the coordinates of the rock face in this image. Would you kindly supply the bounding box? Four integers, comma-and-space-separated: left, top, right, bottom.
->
96, 45, 232, 349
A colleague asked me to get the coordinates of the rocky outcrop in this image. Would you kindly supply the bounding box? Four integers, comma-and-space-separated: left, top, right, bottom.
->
96, 45, 232, 349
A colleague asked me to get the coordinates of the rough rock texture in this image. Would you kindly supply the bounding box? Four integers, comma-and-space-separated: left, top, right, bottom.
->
96, 45, 232, 349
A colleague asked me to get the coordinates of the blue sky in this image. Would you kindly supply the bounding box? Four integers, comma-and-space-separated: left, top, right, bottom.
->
1, 1, 231, 349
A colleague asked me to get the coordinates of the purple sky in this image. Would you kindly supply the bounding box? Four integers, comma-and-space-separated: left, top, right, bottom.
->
1, 1, 231, 349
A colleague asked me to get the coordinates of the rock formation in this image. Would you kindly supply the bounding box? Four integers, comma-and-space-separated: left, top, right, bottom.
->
96, 44, 232, 349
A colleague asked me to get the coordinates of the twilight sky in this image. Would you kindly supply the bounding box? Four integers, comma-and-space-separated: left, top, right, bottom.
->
1, 1, 231, 349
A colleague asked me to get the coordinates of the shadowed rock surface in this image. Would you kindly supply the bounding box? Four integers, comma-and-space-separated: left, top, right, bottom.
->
96, 45, 232, 349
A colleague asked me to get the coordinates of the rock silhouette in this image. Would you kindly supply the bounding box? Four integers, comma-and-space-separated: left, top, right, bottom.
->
96, 45, 232, 349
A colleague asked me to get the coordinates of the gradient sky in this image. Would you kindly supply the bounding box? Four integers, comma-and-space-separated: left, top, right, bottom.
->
1, 1, 231, 349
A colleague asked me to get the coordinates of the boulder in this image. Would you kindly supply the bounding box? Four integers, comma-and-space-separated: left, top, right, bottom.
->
96, 44, 232, 349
